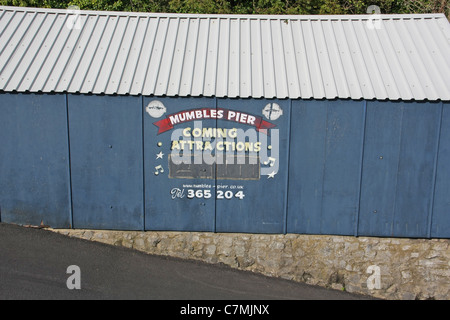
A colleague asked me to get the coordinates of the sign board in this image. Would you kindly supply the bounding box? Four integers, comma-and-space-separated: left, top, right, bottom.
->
144, 97, 290, 233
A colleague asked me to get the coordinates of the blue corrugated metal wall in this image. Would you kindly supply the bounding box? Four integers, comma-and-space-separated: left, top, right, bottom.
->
358, 101, 442, 238
0, 93, 448, 238
287, 99, 365, 236
68, 94, 144, 230
0, 93, 71, 227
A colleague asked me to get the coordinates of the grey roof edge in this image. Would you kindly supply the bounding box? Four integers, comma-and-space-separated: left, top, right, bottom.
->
1, 6, 449, 101
1, 91, 448, 102
0, 5, 447, 20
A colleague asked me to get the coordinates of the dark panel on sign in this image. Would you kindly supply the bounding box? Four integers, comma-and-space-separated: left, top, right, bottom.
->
358, 101, 441, 238
216, 155, 260, 180
214, 99, 290, 234
68, 95, 143, 230
431, 102, 450, 238
144, 97, 216, 232
169, 155, 215, 179
169, 154, 260, 180
287, 100, 365, 235
0, 93, 71, 227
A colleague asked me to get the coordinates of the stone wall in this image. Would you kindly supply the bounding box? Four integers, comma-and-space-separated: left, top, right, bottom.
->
51, 229, 450, 300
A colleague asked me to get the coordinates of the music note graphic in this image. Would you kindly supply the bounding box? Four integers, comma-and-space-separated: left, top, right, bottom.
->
154, 165, 164, 175
263, 157, 276, 167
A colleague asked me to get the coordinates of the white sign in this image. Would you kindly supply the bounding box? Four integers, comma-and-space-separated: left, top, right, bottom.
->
262, 103, 283, 121
146, 100, 167, 118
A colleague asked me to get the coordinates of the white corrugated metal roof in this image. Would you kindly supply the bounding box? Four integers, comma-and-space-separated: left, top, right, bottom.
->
0, 6, 449, 100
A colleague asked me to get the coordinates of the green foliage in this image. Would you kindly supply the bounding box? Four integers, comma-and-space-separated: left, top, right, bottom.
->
0, 0, 448, 18
168, 0, 232, 14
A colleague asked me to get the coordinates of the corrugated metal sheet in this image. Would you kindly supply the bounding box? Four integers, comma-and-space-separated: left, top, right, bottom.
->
0, 6, 449, 100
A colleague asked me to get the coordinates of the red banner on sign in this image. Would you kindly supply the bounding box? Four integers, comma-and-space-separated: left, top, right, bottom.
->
153, 108, 276, 135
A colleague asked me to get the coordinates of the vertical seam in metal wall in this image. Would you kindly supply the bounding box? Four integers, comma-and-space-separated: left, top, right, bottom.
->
319, 101, 329, 233
65, 93, 74, 228
141, 95, 146, 231
391, 103, 404, 236
355, 100, 368, 236
214, 96, 218, 233
283, 99, 292, 234
428, 101, 444, 238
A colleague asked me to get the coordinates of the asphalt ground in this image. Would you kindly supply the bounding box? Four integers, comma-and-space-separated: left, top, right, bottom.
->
0, 222, 376, 308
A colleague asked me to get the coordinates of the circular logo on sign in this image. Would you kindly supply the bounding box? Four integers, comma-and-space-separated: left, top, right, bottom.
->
262, 103, 283, 121
146, 100, 166, 118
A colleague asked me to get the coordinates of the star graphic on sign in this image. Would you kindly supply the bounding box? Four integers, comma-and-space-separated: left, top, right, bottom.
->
267, 171, 276, 179
156, 151, 164, 159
